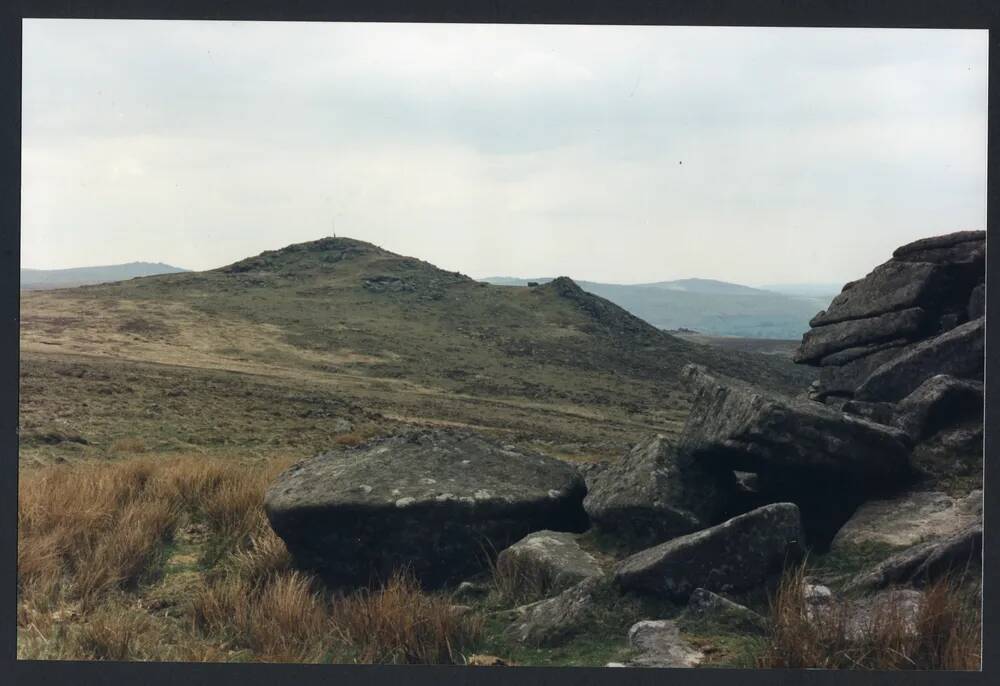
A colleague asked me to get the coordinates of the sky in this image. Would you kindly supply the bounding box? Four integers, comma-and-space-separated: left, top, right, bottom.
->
21, 20, 987, 286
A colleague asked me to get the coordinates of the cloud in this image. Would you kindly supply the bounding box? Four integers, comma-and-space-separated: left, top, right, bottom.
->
21, 20, 987, 286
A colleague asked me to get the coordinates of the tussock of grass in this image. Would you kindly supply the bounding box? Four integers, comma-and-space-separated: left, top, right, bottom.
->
190, 570, 329, 662
488, 550, 558, 607
18, 460, 179, 608
757, 562, 981, 670
331, 570, 484, 664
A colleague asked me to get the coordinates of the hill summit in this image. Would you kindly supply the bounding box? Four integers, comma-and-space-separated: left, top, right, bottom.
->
218, 237, 398, 275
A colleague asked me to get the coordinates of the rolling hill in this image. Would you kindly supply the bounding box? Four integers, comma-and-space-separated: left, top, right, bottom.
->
20, 261, 189, 290
482, 277, 833, 339
19, 237, 816, 465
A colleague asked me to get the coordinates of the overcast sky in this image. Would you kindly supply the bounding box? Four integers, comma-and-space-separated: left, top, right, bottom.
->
22, 20, 987, 286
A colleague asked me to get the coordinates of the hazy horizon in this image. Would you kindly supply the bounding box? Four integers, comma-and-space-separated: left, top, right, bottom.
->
22, 21, 987, 285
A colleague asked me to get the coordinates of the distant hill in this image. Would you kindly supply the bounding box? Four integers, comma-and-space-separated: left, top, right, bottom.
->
481, 277, 833, 340
757, 282, 842, 299
642, 278, 770, 296
20, 262, 189, 290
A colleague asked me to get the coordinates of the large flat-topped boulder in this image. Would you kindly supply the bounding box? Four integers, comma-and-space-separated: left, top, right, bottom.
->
855, 317, 984, 402
678, 364, 911, 483
615, 503, 804, 600
583, 434, 735, 549
264, 429, 588, 587
892, 230, 985, 264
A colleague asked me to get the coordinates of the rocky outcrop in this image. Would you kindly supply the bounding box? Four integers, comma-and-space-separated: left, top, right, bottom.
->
844, 523, 983, 593
264, 429, 588, 587
892, 230, 985, 265
910, 424, 983, 485
841, 374, 983, 443
582, 434, 734, 548
614, 503, 804, 600
798, 230, 984, 403
893, 375, 983, 440
496, 530, 604, 595
831, 490, 982, 552
625, 620, 704, 668
855, 318, 984, 402
809, 261, 945, 327
678, 364, 911, 483
795, 308, 926, 364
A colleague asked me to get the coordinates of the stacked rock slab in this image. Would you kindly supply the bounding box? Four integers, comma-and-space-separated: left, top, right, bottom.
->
582, 434, 736, 549
614, 503, 804, 600
677, 364, 911, 483
795, 230, 984, 404
677, 364, 912, 543
264, 429, 588, 587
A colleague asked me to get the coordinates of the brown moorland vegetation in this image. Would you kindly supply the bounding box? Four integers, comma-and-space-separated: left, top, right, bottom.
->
17, 454, 483, 663
758, 562, 981, 670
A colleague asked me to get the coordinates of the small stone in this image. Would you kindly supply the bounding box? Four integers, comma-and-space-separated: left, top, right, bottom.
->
626, 620, 704, 668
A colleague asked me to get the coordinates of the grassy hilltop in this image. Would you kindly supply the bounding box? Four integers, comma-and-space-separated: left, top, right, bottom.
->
20, 236, 814, 466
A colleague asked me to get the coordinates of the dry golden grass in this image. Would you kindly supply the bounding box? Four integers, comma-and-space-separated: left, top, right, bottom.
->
331, 570, 484, 664
190, 570, 329, 663
18, 459, 179, 609
758, 562, 981, 670
18, 453, 485, 664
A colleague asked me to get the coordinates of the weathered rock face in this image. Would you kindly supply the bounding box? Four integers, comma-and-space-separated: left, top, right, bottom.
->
830, 490, 982, 552
892, 230, 985, 265
582, 434, 735, 549
678, 364, 911, 483
842, 374, 983, 444
844, 523, 983, 593
810, 261, 947, 328
855, 318, 984, 402
796, 230, 984, 403
795, 308, 927, 364
505, 576, 605, 646
910, 424, 983, 485
626, 620, 704, 668
814, 345, 907, 402
894, 375, 983, 440
264, 429, 588, 587
496, 530, 604, 595
614, 503, 804, 600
